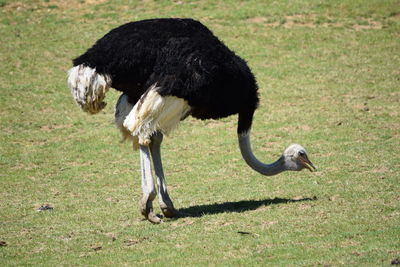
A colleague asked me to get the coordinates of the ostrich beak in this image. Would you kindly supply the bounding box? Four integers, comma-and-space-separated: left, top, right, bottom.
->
300, 155, 316, 172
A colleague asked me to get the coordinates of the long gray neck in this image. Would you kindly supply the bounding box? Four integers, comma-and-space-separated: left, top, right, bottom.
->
238, 131, 286, 176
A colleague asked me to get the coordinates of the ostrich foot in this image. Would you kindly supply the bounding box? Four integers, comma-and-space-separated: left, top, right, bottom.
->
146, 211, 162, 224
140, 198, 162, 224
160, 205, 179, 218
159, 198, 178, 218
160, 204, 190, 218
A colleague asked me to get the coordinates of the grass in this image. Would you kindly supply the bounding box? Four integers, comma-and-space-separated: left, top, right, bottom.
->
1, 0, 399, 265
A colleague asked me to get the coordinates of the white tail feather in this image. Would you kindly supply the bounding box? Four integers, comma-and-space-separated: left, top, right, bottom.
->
117, 85, 191, 148
67, 65, 111, 114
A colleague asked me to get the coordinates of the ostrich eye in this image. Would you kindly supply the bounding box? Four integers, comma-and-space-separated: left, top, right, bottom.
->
299, 151, 305, 156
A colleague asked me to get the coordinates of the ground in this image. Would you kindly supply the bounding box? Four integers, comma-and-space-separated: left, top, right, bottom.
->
0, 0, 399, 266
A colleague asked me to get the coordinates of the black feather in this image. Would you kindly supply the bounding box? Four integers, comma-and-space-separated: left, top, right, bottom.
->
72, 18, 259, 133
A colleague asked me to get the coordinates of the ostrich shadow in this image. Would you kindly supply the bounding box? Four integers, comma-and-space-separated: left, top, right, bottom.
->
175, 196, 317, 218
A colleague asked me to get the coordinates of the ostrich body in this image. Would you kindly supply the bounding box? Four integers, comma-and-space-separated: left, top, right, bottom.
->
68, 18, 315, 223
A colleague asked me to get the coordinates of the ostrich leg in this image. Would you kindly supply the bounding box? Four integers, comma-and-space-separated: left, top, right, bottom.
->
149, 132, 178, 218
139, 144, 162, 224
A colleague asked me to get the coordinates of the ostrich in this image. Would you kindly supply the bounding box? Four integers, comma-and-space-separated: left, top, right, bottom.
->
68, 18, 316, 223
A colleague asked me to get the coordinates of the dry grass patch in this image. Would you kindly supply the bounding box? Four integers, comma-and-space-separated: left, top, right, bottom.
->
246, 14, 384, 30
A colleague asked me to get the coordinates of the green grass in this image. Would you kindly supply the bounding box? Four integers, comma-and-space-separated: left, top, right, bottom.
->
1, 0, 399, 265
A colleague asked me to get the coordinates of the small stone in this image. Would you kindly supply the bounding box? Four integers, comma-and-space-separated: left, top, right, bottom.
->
392, 258, 400, 265
37, 205, 53, 211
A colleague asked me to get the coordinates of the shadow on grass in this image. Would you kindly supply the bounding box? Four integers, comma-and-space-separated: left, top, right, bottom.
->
177, 196, 317, 218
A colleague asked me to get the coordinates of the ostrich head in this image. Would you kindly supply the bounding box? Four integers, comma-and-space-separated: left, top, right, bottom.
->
282, 144, 316, 172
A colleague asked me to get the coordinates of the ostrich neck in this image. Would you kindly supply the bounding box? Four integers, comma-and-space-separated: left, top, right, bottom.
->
238, 131, 286, 176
